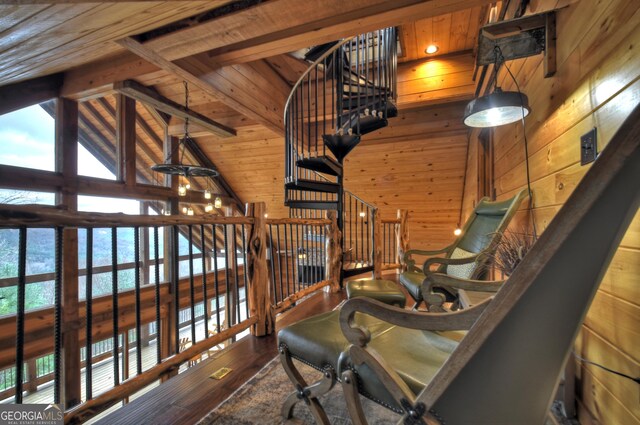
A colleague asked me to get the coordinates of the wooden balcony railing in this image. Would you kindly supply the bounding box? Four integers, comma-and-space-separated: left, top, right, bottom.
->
0, 202, 345, 423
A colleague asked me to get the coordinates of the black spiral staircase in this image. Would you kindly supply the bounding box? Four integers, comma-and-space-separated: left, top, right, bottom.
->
284, 27, 398, 278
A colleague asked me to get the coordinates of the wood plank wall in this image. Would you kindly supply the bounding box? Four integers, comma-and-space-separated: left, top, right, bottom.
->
344, 101, 470, 250
462, 1, 640, 423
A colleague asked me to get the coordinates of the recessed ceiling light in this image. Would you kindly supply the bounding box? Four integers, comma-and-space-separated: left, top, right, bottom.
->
425, 45, 439, 54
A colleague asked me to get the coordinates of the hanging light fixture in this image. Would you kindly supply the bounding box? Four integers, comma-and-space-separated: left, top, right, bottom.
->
214, 196, 222, 209
204, 203, 214, 213
187, 207, 194, 216
151, 81, 219, 192
463, 47, 530, 128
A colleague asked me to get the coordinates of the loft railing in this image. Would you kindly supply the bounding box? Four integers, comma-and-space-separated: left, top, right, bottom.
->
0, 203, 340, 423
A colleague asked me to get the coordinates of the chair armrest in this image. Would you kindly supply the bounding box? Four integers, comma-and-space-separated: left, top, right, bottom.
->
403, 246, 452, 272
423, 273, 505, 294
422, 251, 486, 272
339, 297, 490, 347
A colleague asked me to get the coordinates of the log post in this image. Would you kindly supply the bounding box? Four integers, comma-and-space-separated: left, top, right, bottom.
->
245, 202, 273, 336
25, 358, 37, 395
325, 211, 342, 292
55, 97, 82, 408
373, 208, 382, 279
396, 209, 409, 271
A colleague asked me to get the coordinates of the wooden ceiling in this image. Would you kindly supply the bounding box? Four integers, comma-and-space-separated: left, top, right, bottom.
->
0, 0, 500, 240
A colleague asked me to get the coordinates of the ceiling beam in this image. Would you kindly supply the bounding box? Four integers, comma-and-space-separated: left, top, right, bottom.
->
61, 0, 492, 102
145, 0, 495, 67
113, 79, 236, 138
117, 37, 287, 134
0, 73, 63, 116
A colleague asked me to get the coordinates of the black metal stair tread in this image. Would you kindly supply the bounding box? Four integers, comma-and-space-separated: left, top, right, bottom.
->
338, 114, 389, 136
285, 179, 340, 193
285, 200, 338, 210
296, 156, 342, 176
322, 134, 361, 162
304, 41, 341, 62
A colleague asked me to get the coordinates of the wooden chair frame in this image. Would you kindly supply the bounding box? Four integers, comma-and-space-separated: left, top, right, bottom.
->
402, 189, 528, 310
279, 102, 640, 424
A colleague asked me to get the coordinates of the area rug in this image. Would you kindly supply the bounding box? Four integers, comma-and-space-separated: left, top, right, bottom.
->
196, 356, 400, 424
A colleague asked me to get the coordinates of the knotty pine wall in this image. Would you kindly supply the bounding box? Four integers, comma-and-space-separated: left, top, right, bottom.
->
461, 1, 639, 423
344, 101, 470, 251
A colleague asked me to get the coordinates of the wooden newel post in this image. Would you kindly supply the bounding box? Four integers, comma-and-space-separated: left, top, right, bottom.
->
246, 202, 274, 336
373, 208, 382, 279
396, 209, 409, 271
325, 211, 342, 292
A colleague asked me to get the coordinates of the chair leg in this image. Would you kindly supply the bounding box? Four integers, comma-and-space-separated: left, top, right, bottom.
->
279, 345, 335, 424
341, 370, 368, 425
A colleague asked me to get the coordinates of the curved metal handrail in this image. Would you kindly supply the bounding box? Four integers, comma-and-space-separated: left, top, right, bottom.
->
283, 38, 352, 120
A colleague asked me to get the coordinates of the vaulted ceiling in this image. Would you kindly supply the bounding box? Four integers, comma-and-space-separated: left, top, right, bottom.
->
0, 0, 502, 246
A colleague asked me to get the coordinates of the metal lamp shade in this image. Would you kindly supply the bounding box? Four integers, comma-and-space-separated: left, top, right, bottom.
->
463, 90, 530, 128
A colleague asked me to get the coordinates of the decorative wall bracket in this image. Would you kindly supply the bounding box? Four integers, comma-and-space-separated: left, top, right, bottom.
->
477, 11, 557, 77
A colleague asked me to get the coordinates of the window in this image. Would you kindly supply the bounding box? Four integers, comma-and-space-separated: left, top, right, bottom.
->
0, 103, 55, 172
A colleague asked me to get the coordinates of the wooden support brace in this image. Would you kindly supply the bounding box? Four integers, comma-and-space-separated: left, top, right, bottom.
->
396, 209, 409, 271
245, 202, 274, 336
373, 208, 382, 279
325, 211, 342, 293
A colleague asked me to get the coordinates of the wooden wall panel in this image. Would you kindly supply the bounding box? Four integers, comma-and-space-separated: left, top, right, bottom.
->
397, 53, 476, 108
344, 102, 469, 250
470, 0, 640, 423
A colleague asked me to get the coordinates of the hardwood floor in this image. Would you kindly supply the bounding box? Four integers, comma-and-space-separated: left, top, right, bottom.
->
95, 288, 346, 425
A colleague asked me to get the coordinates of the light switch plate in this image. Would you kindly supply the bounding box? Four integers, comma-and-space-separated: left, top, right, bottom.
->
580, 128, 597, 165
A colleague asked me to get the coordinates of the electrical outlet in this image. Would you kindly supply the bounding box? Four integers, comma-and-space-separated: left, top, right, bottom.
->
580, 128, 597, 165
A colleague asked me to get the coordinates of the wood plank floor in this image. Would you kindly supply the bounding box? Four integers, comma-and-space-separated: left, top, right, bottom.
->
95, 288, 347, 425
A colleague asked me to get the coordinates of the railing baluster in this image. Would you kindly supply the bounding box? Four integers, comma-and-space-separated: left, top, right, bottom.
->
223, 225, 231, 328
52, 227, 62, 404
85, 228, 93, 399
188, 225, 196, 344
153, 226, 161, 364
201, 225, 209, 339
172, 225, 180, 355
294, 224, 299, 291
232, 225, 241, 325
134, 226, 142, 376
212, 225, 221, 333
111, 227, 120, 386
15, 227, 26, 404
283, 224, 290, 297
276, 225, 284, 301
242, 224, 249, 320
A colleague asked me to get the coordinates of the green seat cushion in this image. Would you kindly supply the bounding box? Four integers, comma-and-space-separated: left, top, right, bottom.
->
339, 326, 459, 411
399, 271, 425, 301
277, 310, 392, 373
346, 279, 406, 308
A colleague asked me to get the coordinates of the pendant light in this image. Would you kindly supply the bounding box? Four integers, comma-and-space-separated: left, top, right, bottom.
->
463, 47, 530, 128
151, 82, 219, 192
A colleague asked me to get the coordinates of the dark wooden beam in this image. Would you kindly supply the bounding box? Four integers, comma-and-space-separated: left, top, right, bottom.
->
116, 94, 137, 185
113, 79, 236, 138
0, 73, 63, 116
54, 98, 82, 409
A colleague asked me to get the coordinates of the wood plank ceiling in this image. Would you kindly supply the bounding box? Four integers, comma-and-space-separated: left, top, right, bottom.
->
0, 0, 494, 244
